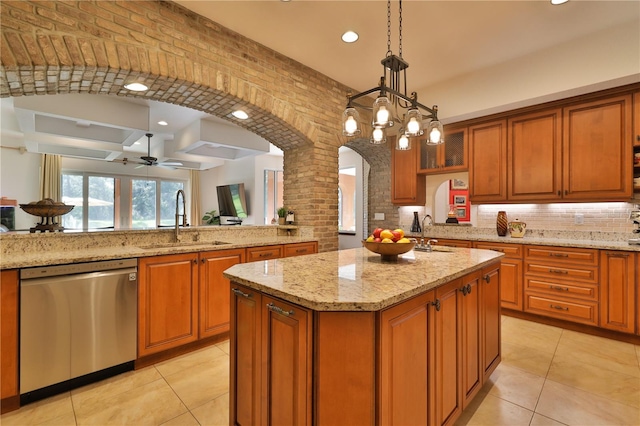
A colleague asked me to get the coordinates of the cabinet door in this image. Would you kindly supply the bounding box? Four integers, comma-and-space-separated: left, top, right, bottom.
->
230, 285, 262, 426
391, 139, 426, 205
499, 259, 523, 311
262, 295, 312, 426
481, 263, 501, 382
1, 269, 19, 408
434, 280, 463, 426
600, 251, 636, 334
138, 253, 199, 356
418, 127, 467, 174
199, 248, 245, 339
508, 109, 562, 201
469, 120, 507, 202
634, 91, 640, 146
562, 95, 632, 200
379, 290, 435, 426
460, 271, 482, 409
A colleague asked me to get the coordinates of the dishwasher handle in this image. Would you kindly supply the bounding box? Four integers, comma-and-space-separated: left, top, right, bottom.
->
20, 267, 138, 286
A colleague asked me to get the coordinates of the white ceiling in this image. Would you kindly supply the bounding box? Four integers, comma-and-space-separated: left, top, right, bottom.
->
2, 0, 637, 169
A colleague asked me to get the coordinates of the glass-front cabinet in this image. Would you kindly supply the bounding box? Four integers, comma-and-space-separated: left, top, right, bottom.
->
418, 125, 468, 174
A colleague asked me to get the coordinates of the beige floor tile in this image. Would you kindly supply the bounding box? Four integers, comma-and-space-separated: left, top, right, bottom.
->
484, 363, 545, 410
455, 393, 533, 426
164, 352, 230, 410
530, 413, 568, 426
155, 344, 227, 378
501, 316, 563, 354
556, 330, 639, 378
160, 411, 200, 426
547, 354, 640, 408
71, 366, 163, 407
536, 379, 640, 426
635, 345, 640, 368
191, 392, 230, 426
501, 340, 554, 377
73, 379, 187, 425
216, 340, 230, 355
0, 392, 74, 426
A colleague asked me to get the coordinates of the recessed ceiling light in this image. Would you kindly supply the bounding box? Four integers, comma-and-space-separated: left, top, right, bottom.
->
342, 31, 359, 43
232, 110, 249, 120
550, 0, 569, 4
158, 120, 168, 126
124, 82, 148, 91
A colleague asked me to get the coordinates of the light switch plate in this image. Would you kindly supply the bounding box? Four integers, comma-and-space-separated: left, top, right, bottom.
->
574, 213, 584, 225
374, 213, 385, 220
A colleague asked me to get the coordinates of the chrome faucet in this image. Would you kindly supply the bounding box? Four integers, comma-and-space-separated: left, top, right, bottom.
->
425, 239, 438, 252
175, 189, 187, 242
421, 214, 433, 240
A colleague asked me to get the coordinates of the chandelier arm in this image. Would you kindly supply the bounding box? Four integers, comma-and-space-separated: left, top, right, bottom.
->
383, 86, 438, 118
347, 85, 385, 104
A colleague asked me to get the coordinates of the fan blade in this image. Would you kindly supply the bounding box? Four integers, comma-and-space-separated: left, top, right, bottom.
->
160, 161, 183, 166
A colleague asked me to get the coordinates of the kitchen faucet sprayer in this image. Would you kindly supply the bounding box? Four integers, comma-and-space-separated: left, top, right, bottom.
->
175, 189, 187, 242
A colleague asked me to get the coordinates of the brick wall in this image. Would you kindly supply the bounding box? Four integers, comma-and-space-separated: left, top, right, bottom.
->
0, 0, 399, 252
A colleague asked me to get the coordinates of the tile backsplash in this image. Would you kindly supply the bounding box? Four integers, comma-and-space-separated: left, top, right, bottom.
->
399, 202, 639, 235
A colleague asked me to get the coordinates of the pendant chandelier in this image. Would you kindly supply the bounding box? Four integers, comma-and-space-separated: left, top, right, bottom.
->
341, 0, 444, 150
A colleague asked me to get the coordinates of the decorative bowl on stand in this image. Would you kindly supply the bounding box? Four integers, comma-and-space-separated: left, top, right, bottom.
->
19, 198, 74, 233
362, 240, 416, 261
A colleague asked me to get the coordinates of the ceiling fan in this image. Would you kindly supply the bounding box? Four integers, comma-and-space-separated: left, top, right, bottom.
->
127, 133, 183, 169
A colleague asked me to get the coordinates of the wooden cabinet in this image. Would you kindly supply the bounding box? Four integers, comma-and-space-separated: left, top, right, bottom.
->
138, 253, 199, 356
562, 95, 632, 201
480, 263, 501, 382
246, 245, 283, 262
379, 289, 436, 425
230, 284, 262, 426
433, 238, 473, 248
418, 125, 468, 175
433, 279, 463, 426
199, 248, 245, 339
261, 295, 312, 425
634, 91, 640, 146
600, 251, 636, 334
474, 242, 523, 311
523, 246, 599, 326
1, 269, 19, 413
230, 284, 312, 426
459, 271, 482, 409
469, 119, 508, 203
391, 138, 426, 205
507, 109, 563, 201
283, 241, 318, 257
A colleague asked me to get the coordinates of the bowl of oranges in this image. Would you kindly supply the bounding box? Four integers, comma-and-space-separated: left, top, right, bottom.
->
362, 228, 415, 260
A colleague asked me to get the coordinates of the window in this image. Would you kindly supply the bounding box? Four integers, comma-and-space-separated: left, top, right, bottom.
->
263, 169, 283, 224
339, 167, 356, 232
62, 172, 184, 230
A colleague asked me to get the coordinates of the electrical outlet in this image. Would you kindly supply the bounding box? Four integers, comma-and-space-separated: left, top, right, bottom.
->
574, 213, 584, 225
374, 213, 385, 220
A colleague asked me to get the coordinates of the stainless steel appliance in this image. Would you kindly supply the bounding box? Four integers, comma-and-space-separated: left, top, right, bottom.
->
20, 259, 137, 401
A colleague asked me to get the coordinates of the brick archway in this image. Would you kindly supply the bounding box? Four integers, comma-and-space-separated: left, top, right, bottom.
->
0, 0, 383, 251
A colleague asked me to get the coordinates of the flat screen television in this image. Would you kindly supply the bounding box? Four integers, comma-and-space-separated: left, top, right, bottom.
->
216, 183, 248, 223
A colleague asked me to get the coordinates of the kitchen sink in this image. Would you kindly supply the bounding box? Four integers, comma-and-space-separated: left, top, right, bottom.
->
137, 241, 230, 250
414, 245, 454, 253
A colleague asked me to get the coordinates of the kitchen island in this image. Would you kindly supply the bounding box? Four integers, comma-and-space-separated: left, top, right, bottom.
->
223, 246, 504, 426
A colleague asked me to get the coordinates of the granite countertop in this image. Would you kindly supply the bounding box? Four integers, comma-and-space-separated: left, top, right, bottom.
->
223, 246, 503, 312
0, 226, 316, 269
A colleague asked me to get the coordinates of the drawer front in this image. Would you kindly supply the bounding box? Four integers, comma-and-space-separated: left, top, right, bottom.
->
246, 245, 283, 262
524, 246, 598, 266
525, 262, 598, 284
473, 242, 522, 258
524, 293, 598, 326
283, 242, 318, 257
525, 277, 598, 301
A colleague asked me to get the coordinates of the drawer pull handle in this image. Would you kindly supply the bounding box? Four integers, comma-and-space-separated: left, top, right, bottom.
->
232, 288, 252, 298
550, 304, 569, 311
259, 253, 272, 258
267, 303, 294, 317
549, 269, 568, 274
550, 285, 569, 291
549, 253, 569, 258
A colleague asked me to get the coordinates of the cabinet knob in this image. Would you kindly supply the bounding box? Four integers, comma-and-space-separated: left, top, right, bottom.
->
431, 299, 441, 311
483, 274, 491, 283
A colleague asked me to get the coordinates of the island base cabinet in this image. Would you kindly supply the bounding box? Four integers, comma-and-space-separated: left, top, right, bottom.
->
481, 264, 502, 382
1, 269, 19, 413
460, 271, 483, 409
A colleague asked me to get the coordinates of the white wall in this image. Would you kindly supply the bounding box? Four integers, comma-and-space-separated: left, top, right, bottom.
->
0, 149, 41, 230
339, 148, 365, 250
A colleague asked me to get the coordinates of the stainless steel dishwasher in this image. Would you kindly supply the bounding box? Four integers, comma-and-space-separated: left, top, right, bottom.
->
20, 258, 137, 402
